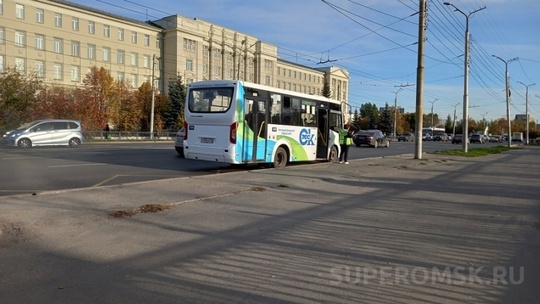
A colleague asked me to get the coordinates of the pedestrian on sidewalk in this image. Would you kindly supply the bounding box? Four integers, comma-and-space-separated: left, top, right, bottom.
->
339, 123, 353, 164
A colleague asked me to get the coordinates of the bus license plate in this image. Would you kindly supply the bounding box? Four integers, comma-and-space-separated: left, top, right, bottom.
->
201, 137, 214, 144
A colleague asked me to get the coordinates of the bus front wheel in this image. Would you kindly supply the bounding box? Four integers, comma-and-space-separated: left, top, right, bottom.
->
273, 147, 288, 169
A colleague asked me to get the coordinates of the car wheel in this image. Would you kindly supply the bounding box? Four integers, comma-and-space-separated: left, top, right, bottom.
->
175, 147, 184, 157
273, 146, 288, 169
17, 138, 32, 148
385, 140, 390, 148
68, 138, 81, 147
329, 146, 339, 162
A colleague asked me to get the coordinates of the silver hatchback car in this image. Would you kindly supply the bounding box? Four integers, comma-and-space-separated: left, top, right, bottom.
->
3, 119, 84, 148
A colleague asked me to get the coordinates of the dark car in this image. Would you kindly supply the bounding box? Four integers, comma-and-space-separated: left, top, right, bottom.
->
398, 133, 415, 142
433, 133, 450, 142
452, 134, 469, 144
353, 130, 390, 148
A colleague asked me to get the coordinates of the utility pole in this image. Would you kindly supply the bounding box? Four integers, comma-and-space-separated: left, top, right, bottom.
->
517, 81, 535, 144
392, 88, 403, 141
150, 54, 156, 140
414, 0, 426, 160
492, 55, 518, 147
444, 2, 485, 153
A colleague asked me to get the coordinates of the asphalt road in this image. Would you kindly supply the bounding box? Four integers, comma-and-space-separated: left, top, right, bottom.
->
0, 140, 505, 196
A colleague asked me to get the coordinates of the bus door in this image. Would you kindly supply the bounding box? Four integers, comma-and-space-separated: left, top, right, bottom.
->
316, 108, 329, 158
243, 97, 268, 162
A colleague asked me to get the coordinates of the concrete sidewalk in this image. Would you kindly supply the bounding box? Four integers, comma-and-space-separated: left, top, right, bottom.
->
1, 148, 539, 304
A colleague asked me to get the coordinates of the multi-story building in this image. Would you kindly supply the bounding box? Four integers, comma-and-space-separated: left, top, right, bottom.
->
0, 0, 349, 110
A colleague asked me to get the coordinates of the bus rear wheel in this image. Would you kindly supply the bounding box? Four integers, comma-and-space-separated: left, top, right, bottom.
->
329, 146, 339, 162
273, 147, 288, 169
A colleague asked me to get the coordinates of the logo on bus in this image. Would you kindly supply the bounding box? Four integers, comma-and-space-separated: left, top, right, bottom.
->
299, 128, 315, 146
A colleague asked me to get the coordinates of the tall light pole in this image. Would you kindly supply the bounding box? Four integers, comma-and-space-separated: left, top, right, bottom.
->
492, 55, 518, 147
444, 2, 485, 153
392, 88, 403, 140
150, 54, 157, 140
452, 102, 460, 136
428, 98, 438, 134
517, 81, 535, 144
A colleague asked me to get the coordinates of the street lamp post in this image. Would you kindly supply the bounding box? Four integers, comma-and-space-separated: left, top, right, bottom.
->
428, 98, 438, 133
444, 2, 485, 153
452, 102, 460, 136
492, 55, 518, 147
392, 88, 403, 140
517, 81, 535, 144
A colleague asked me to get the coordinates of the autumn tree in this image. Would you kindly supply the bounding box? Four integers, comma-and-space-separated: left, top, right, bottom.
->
81, 66, 115, 130
0, 68, 43, 129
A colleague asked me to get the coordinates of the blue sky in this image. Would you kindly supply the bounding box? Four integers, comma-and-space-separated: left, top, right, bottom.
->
70, 0, 540, 124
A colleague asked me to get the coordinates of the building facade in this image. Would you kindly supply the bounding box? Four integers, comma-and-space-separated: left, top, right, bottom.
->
0, 0, 349, 111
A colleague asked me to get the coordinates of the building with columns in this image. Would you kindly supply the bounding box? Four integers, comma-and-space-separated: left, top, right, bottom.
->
0, 0, 349, 112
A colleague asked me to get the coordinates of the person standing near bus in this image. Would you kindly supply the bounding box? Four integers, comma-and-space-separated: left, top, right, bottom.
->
339, 123, 353, 164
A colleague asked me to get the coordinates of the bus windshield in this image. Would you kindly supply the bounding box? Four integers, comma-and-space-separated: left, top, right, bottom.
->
188, 87, 234, 113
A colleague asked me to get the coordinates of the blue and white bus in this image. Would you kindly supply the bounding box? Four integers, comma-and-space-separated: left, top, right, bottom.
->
183, 80, 344, 168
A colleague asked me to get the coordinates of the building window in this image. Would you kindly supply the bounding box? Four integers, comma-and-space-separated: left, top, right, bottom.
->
130, 74, 137, 88
117, 72, 124, 82
103, 25, 110, 38
15, 31, 26, 47
35, 60, 44, 77
117, 50, 124, 64
35, 34, 44, 50
36, 8, 44, 23
130, 53, 137, 66
88, 21, 95, 34
144, 34, 149, 46
87, 44, 95, 59
0, 0, 3, 15
53, 63, 62, 80
16, 4, 24, 19
265, 75, 271, 86
72, 17, 79, 31
54, 13, 62, 27
54, 38, 62, 53
71, 41, 80, 57
71, 66, 80, 81
118, 28, 124, 41
186, 59, 193, 71
0, 27, 5, 44
15, 58, 25, 73
0, 55, 3, 73
143, 55, 149, 68
131, 31, 137, 44
183, 38, 196, 51
103, 47, 110, 62
202, 63, 208, 74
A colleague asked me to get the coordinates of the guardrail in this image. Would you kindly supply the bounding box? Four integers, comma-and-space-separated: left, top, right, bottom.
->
83, 131, 177, 141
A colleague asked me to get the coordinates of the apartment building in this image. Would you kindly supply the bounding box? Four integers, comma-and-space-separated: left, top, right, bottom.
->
0, 0, 349, 108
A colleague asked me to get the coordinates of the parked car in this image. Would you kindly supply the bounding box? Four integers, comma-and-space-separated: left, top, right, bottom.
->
398, 133, 415, 142
489, 135, 502, 143
174, 127, 185, 157
451, 134, 469, 144
470, 134, 485, 144
353, 130, 390, 148
2, 119, 84, 148
422, 133, 432, 141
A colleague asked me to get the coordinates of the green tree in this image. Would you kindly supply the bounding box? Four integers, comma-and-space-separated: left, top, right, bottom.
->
444, 115, 453, 133
321, 80, 331, 98
379, 103, 393, 134
360, 102, 379, 129
0, 68, 43, 128
164, 75, 186, 130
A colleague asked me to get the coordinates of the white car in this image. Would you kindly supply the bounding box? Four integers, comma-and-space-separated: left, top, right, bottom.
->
174, 128, 185, 157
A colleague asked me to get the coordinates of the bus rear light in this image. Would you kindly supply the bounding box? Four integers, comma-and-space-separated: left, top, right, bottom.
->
230, 122, 238, 144
183, 121, 188, 140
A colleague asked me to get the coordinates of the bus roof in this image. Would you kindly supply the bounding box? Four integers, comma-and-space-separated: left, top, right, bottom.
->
188, 80, 342, 106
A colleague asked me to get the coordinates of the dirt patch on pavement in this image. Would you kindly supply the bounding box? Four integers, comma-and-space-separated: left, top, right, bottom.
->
109, 203, 173, 218
0, 222, 30, 248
